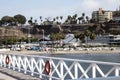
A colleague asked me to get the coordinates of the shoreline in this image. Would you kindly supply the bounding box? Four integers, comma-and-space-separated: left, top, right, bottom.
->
1, 49, 120, 55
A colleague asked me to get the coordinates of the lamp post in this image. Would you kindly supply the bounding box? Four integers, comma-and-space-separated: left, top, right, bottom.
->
28, 26, 31, 46
42, 29, 44, 42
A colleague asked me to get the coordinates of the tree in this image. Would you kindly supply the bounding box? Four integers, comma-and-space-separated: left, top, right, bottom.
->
50, 33, 57, 41
56, 16, 59, 22
34, 19, 37, 25
74, 14, 77, 18
1, 16, 14, 26
60, 16, 63, 20
72, 14, 77, 24
74, 32, 80, 41
84, 30, 91, 47
14, 14, 26, 25
78, 17, 83, 24
28, 17, 33, 25
0, 20, 3, 26
53, 18, 56, 22
82, 13, 85, 23
40, 16, 42, 20
28, 20, 33, 25
86, 16, 89, 23
40, 16, 42, 24
57, 32, 65, 46
66, 15, 72, 24
88, 24, 97, 33
60, 16, 63, 24
79, 33, 85, 43
84, 30, 91, 37
90, 33, 96, 46
58, 32, 65, 40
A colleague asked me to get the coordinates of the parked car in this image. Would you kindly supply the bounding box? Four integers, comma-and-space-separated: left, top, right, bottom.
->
27, 46, 40, 51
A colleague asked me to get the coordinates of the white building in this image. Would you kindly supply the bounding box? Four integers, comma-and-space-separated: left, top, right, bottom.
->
87, 35, 120, 46
39, 34, 120, 47
92, 8, 113, 23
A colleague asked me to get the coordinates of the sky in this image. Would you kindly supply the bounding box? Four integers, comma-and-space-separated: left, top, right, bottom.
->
0, 0, 120, 23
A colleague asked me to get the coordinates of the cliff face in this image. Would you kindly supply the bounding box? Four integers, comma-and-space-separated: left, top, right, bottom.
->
32, 24, 94, 35
0, 27, 25, 39
1, 23, 119, 40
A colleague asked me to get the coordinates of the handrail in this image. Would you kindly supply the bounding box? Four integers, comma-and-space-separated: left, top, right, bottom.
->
2, 53, 120, 66
0, 53, 120, 80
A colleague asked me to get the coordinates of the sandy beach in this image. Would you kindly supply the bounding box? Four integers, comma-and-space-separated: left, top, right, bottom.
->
1, 47, 120, 55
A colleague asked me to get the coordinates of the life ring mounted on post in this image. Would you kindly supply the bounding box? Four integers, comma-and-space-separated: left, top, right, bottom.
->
6, 55, 10, 65
45, 60, 51, 75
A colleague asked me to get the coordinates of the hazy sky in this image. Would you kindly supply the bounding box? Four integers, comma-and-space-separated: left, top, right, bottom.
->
0, 0, 120, 22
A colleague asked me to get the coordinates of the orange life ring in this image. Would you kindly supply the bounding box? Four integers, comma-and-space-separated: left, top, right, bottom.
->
6, 55, 10, 64
45, 60, 50, 75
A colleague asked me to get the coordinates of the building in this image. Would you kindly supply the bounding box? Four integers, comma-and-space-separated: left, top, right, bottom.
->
87, 35, 120, 46
113, 6, 120, 21
92, 8, 113, 23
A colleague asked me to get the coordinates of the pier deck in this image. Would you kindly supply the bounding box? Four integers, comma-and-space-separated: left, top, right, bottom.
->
0, 67, 41, 80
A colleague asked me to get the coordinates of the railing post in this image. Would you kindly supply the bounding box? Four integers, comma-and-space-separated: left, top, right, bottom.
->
39, 59, 42, 79
18, 56, 21, 72
60, 60, 64, 80
13, 55, 15, 70
0, 54, 1, 67
92, 63, 96, 78
31, 58, 34, 76
115, 66, 119, 76
75, 62, 78, 79
0, 54, 2, 67
4, 55, 6, 67
24, 57, 27, 74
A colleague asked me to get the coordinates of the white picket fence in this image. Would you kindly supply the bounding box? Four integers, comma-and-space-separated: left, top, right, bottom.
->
0, 53, 120, 80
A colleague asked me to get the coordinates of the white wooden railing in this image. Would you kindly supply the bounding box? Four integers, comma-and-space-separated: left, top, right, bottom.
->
0, 53, 120, 80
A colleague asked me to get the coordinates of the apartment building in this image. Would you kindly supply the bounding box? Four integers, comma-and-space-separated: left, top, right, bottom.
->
92, 8, 113, 23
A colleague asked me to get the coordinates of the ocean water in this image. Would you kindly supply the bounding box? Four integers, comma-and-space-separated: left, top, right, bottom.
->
38, 53, 120, 79
41, 53, 120, 63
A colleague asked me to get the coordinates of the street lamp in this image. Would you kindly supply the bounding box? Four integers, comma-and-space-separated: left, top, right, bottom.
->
28, 26, 31, 46
42, 29, 44, 42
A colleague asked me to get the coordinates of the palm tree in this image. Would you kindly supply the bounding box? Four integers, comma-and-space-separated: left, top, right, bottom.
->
30, 17, 33, 21
74, 14, 77, 18
72, 14, 77, 24
84, 30, 91, 47
78, 17, 83, 24
40, 16, 42, 24
56, 16, 59, 21
60, 16, 63, 23
67, 15, 72, 24
86, 16, 89, 23
40, 16, 42, 20
82, 13, 85, 24
53, 18, 56, 24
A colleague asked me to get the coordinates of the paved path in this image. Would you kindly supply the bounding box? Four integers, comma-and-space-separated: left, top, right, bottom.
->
0, 67, 41, 80
0, 72, 16, 80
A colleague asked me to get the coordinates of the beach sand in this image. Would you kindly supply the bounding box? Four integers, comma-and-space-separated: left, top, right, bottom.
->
1, 48, 120, 55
